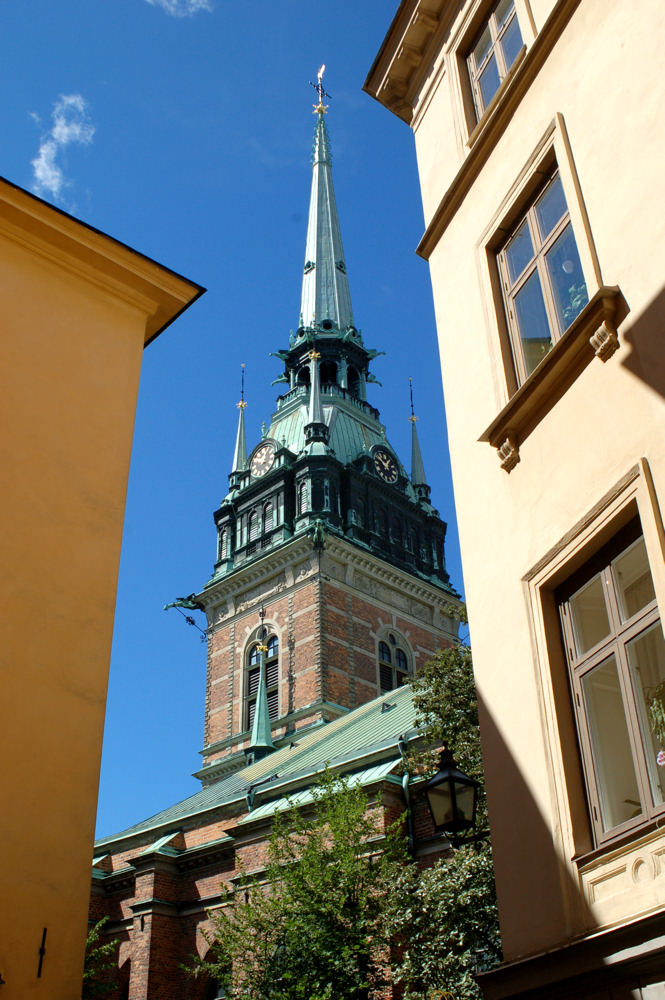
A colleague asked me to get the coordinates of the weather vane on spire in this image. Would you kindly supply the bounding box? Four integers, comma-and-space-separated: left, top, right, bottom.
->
409, 376, 418, 423
310, 64, 331, 114
237, 362, 247, 410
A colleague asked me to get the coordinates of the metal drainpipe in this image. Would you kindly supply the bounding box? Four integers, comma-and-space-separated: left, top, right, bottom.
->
398, 734, 414, 855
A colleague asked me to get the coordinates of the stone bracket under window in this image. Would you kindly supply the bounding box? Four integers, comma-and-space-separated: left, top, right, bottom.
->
480, 285, 629, 472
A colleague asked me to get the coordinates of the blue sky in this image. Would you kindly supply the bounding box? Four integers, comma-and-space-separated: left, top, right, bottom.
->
2, 0, 464, 838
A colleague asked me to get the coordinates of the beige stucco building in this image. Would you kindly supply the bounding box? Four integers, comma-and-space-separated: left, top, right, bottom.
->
0, 178, 202, 998
367, 1, 665, 996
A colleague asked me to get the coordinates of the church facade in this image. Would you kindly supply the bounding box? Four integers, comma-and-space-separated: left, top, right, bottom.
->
90, 89, 461, 1000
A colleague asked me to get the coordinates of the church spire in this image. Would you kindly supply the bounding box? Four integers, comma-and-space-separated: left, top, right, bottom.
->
229, 364, 247, 490
304, 347, 330, 449
300, 67, 353, 332
409, 378, 431, 503
232, 364, 247, 472
247, 611, 275, 763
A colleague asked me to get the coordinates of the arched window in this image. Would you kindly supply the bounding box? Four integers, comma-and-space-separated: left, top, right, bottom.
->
356, 498, 365, 527
320, 360, 337, 386
263, 501, 274, 533
347, 366, 360, 396
378, 634, 411, 692
248, 511, 259, 543
218, 528, 228, 560
298, 480, 309, 515
246, 634, 279, 729
297, 366, 310, 387
392, 516, 402, 546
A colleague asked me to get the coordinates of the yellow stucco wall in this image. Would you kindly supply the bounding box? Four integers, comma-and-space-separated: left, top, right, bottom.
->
0, 180, 201, 997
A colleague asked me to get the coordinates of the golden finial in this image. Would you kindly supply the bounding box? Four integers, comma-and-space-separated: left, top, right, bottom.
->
311, 64, 330, 114
237, 362, 247, 409
408, 376, 418, 423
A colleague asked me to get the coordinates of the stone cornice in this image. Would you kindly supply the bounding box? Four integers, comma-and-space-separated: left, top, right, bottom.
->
323, 535, 461, 616
364, 0, 450, 124
199, 532, 461, 633
0, 175, 204, 345
416, 0, 583, 259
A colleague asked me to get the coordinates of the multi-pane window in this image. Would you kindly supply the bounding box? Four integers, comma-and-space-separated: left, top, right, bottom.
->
378, 634, 411, 692
246, 635, 279, 729
498, 171, 589, 384
558, 521, 664, 843
467, 0, 523, 118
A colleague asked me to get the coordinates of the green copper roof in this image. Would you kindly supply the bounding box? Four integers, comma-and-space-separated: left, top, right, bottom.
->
410, 418, 427, 488
95, 685, 419, 849
267, 384, 415, 496
300, 111, 353, 330
248, 647, 275, 754
237, 759, 401, 825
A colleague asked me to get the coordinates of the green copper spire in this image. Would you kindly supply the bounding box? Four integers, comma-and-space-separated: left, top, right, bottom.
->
300, 68, 353, 332
248, 619, 274, 761
231, 364, 247, 476
409, 378, 431, 502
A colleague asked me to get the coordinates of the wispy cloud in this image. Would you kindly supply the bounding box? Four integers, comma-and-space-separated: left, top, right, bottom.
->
31, 94, 95, 205
145, 0, 213, 16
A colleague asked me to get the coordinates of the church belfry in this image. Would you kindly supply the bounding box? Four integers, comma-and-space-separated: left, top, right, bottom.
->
195, 72, 460, 781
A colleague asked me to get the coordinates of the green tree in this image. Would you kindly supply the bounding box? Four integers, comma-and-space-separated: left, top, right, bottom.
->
193, 771, 405, 1000
387, 643, 502, 1000
82, 916, 118, 999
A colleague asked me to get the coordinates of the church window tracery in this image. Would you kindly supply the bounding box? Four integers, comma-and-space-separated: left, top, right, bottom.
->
246, 634, 279, 729
378, 633, 411, 692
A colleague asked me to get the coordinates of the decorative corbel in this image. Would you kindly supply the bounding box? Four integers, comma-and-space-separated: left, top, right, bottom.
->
590, 320, 619, 362
497, 434, 520, 473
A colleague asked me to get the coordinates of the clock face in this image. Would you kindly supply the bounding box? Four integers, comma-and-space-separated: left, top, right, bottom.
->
250, 443, 276, 478
373, 447, 399, 484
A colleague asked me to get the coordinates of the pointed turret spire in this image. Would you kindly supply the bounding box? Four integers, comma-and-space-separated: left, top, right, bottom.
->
247, 610, 275, 763
304, 348, 330, 448
300, 67, 354, 332
409, 378, 431, 503
232, 364, 247, 472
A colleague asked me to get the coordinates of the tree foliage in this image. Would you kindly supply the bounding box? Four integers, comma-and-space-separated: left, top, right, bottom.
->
195, 641, 501, 999
82, 916, 118, 999
192, 771, 405, 1000
386, 643, 502, 999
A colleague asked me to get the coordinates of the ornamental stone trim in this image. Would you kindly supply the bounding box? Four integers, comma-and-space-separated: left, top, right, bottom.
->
590, 319, 619, 362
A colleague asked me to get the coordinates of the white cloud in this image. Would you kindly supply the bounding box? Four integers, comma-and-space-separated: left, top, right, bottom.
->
31, 94, 95, 204
145, 0, 213, 16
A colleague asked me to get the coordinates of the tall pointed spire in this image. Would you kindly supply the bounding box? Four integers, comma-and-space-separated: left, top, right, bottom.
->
409, 378, 431, 503
231, 363, 247, 474
300, 67, 354, 332
304, 347, 330, 449
247, 610, 275, 763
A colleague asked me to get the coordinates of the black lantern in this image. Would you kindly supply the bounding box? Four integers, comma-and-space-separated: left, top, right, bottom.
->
423, 748, 479, 841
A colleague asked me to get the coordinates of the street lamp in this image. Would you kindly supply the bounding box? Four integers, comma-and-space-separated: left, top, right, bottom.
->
423, 748, 479, 843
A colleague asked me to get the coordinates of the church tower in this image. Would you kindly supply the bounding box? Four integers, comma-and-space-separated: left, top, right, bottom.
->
194, 78, 459, 783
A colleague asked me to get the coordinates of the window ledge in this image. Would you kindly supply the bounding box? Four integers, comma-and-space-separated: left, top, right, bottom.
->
479, 286, 629, 472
